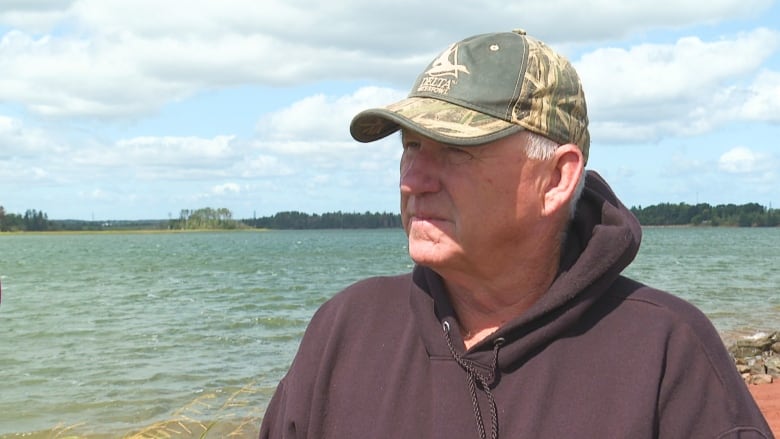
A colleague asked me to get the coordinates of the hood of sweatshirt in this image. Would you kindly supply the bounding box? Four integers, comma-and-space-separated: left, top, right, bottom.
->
410, 170, 643, 370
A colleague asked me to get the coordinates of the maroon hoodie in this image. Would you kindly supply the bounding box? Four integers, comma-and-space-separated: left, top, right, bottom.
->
259, 171, 773, 438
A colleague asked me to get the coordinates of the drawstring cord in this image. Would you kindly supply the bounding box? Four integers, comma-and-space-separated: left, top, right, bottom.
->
443, 321, 504, 439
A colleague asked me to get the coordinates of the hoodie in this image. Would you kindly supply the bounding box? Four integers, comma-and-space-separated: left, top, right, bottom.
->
259, 171, 773, 438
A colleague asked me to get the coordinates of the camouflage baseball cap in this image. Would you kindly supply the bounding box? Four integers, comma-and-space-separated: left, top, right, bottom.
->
350, 29, 590, 163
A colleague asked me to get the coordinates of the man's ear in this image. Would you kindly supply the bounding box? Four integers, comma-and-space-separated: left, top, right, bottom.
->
541, 144, 584, 217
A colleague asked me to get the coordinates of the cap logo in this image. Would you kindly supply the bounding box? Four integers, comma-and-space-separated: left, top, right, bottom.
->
417, 43, 470, 95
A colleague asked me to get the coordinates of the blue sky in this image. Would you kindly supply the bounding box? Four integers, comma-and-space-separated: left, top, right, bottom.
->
1, 1, 779, 220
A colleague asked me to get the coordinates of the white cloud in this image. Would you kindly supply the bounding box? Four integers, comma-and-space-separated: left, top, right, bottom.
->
0, 115, 67, 155
738, 70, 780, 122
256, 87, 405, 143
507, 0, 773, 37
579, 28, 780, 143
80, 188, 112, 201
0, 134, 246, 185
211, 183, 241, 195
718, 146, 773, 174
663, 153, 709, 177
252, 87, 403, 178
0, 160, 49, 183
581, 30, 777, 109
71, 135, 236, 169
236, 155, 291, 178
0, 0, 773, 120
0, 1, 72, 33
58, 0, 776, 45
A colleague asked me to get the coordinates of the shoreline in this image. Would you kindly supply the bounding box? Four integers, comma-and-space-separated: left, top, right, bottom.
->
2, 382, 776, 438
748, 382, 779, 436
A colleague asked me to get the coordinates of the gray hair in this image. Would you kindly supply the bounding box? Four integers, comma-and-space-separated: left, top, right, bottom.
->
524, 132, 586, 218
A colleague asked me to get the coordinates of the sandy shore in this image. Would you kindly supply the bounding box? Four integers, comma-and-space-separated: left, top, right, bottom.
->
749, 382, 779, 436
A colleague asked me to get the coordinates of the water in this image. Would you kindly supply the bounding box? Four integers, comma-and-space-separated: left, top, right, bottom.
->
0, 228, 778, 437
624, 227, 780, 341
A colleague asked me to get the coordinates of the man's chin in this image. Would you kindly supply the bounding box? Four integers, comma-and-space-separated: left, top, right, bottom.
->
408, 240, 452, 267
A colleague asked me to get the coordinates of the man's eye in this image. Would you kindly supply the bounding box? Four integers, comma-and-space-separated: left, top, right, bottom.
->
446, 147, 474, 164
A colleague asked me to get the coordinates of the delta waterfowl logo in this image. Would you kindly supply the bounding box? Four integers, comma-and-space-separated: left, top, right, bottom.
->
417, 43, 470, 95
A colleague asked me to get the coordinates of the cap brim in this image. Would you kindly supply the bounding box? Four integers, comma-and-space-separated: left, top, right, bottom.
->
350, 96, 524, 146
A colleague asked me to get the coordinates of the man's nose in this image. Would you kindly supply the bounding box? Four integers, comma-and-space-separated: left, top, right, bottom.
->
400, 146, 442, 195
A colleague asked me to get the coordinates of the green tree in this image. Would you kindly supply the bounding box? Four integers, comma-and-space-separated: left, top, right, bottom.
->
631, 202, 777, 227
169, 207, 243, 230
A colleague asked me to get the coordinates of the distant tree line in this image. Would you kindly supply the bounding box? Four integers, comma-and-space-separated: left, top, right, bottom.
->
242, 211, 402, 229
1, 205, 402, 231
56, 219, 169, 231
630, 202, 779, 227
3, 203, 778, 232
0, 207, 51, 231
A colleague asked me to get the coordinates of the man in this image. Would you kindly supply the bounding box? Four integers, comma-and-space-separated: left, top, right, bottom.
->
260, 30, 773, 438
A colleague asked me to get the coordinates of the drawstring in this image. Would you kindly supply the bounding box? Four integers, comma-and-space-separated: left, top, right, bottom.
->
443, 321, 504, 439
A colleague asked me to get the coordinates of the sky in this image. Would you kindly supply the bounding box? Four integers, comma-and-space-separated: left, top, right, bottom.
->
1, 0, 779, 221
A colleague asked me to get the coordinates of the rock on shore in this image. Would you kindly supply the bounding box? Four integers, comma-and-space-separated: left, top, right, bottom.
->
729, 331, 780, 385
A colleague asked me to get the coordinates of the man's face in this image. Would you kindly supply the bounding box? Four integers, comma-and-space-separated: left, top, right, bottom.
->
400, 130, 550, 278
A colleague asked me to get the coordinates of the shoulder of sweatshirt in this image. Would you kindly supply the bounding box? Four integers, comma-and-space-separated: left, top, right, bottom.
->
303, 273, 415, 332
607, 276, 720, 339
607, 278, 772, 436
604, 276, 738, 380
322, 272, 414, 310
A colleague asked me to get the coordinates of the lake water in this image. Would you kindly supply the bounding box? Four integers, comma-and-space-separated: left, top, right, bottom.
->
0, 228, 778, 438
